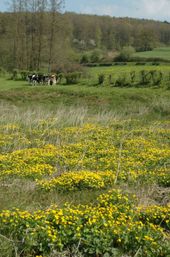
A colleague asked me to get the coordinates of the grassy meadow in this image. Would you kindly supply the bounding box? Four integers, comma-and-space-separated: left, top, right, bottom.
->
133, 47, 170, 60
0, 65, 170, 257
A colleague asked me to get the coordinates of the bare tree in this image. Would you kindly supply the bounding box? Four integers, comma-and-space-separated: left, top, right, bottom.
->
47, 0, 64, 73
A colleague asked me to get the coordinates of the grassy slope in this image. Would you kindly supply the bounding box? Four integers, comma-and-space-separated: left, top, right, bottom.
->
133, 47, 170, 60
0, 74, 170, 120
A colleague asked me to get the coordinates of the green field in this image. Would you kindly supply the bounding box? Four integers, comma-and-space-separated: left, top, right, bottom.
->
133, 47, 170, 60
89, 64, 170, 75
0, 66, 170, 257
0, 76, 170, 120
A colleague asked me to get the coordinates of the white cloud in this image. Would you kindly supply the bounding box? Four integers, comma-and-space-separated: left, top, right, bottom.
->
82, 3, 119, 16
140, 0, 170, 16
131, 0, 170, 20
67, 0, 170, 21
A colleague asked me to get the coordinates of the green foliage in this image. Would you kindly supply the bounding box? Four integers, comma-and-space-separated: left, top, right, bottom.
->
98, 74, 105, 85
0, 67, 7, 77
139, 70, 152, 86
115, 46, 135, 61
80, 54, 89, 64
0, 189, 169, 256
150, 70, 163, 85
65, 72, 82, 84
20, 70, 30, 80
56, 63, 83, 73
130, 71, 136, 84
114, 74, 131, 87
12, 69, 19, 80
90, 50, 103, 63
157, 172, 170, 187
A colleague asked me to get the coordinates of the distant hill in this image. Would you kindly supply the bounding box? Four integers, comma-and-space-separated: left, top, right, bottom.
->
0, 11, 170, 71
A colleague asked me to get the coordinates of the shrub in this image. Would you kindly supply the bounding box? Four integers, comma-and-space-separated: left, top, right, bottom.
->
138, 70, 152, 86
150, 70, 163, 85
108, 74, 112, 85
114, 62, 127, 66
98, 63, 113, 67
57, 73, 64, 83
98, 74, 105, 85
130, 71, 136, 84
20, 70, 29, 80
115, 46, 135, 62
152, 62, 160, 66
65, 72, 82, 84
80, 54, 89, 64
84, 63, 99, 67
114, 74, 130, 87
12, 69, 19, 80
90, 50, 103, 63
135, 62, 146, 65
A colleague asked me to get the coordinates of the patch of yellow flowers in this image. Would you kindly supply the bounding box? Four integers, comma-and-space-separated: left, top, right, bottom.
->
37, 170, 116, 191
0, 122, 169, 186
0, 189, 169, 256
0, 121, 170, 256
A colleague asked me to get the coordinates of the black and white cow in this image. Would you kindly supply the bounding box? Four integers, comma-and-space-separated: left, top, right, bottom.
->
27, 74, 57, 86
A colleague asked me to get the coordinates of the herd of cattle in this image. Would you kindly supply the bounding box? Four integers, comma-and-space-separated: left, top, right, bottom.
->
27, 74, 57, 85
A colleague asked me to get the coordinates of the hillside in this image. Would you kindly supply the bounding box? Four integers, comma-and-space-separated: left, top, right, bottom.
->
0, 11, 170, 71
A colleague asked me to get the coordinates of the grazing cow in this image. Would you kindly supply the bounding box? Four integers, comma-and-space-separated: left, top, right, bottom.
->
27, 73, 57, 86
32, 74, 38, 85
48, 75, 57, 86
51, 74, 57, 85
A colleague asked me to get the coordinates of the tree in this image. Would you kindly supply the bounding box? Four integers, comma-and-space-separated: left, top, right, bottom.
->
133, 28, 157, 52
116, 46, 135, 61
47, 0, 64, 72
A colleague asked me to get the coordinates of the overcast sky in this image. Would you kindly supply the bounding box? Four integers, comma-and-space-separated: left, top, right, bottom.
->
0, 0, 170, 22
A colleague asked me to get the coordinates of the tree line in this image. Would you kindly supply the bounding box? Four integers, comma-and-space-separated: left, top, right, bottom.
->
0, 0, 170, 71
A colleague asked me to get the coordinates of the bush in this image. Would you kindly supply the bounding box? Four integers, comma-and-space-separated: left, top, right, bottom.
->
56, 73, 64, 83
98, 63, 113, 67
20, 70, 29, 80
90, 50, 103, 63
80, 54, 89, 64
12, 69, 19, 80
114, 62, 127, 66
65, 72, 82, 84
98, 74, 105, 85
138, 70, 152, 86
84, 63, 99, 67
135, 62, 146, 65
115, 46, 135, 62
114, 74, 130, 87
130, 71, 136, 84
152, 62, 160, 66
150, 70, 163, 85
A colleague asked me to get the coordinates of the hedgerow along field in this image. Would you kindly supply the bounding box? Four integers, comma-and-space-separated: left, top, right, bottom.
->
0, 64, 170, 257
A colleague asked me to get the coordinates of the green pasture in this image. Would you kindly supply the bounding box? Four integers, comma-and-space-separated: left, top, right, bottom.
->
88, 64, 170, 77
0, 75, 170, 121
0, 77, 27, 91
133, 47, 170, 60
